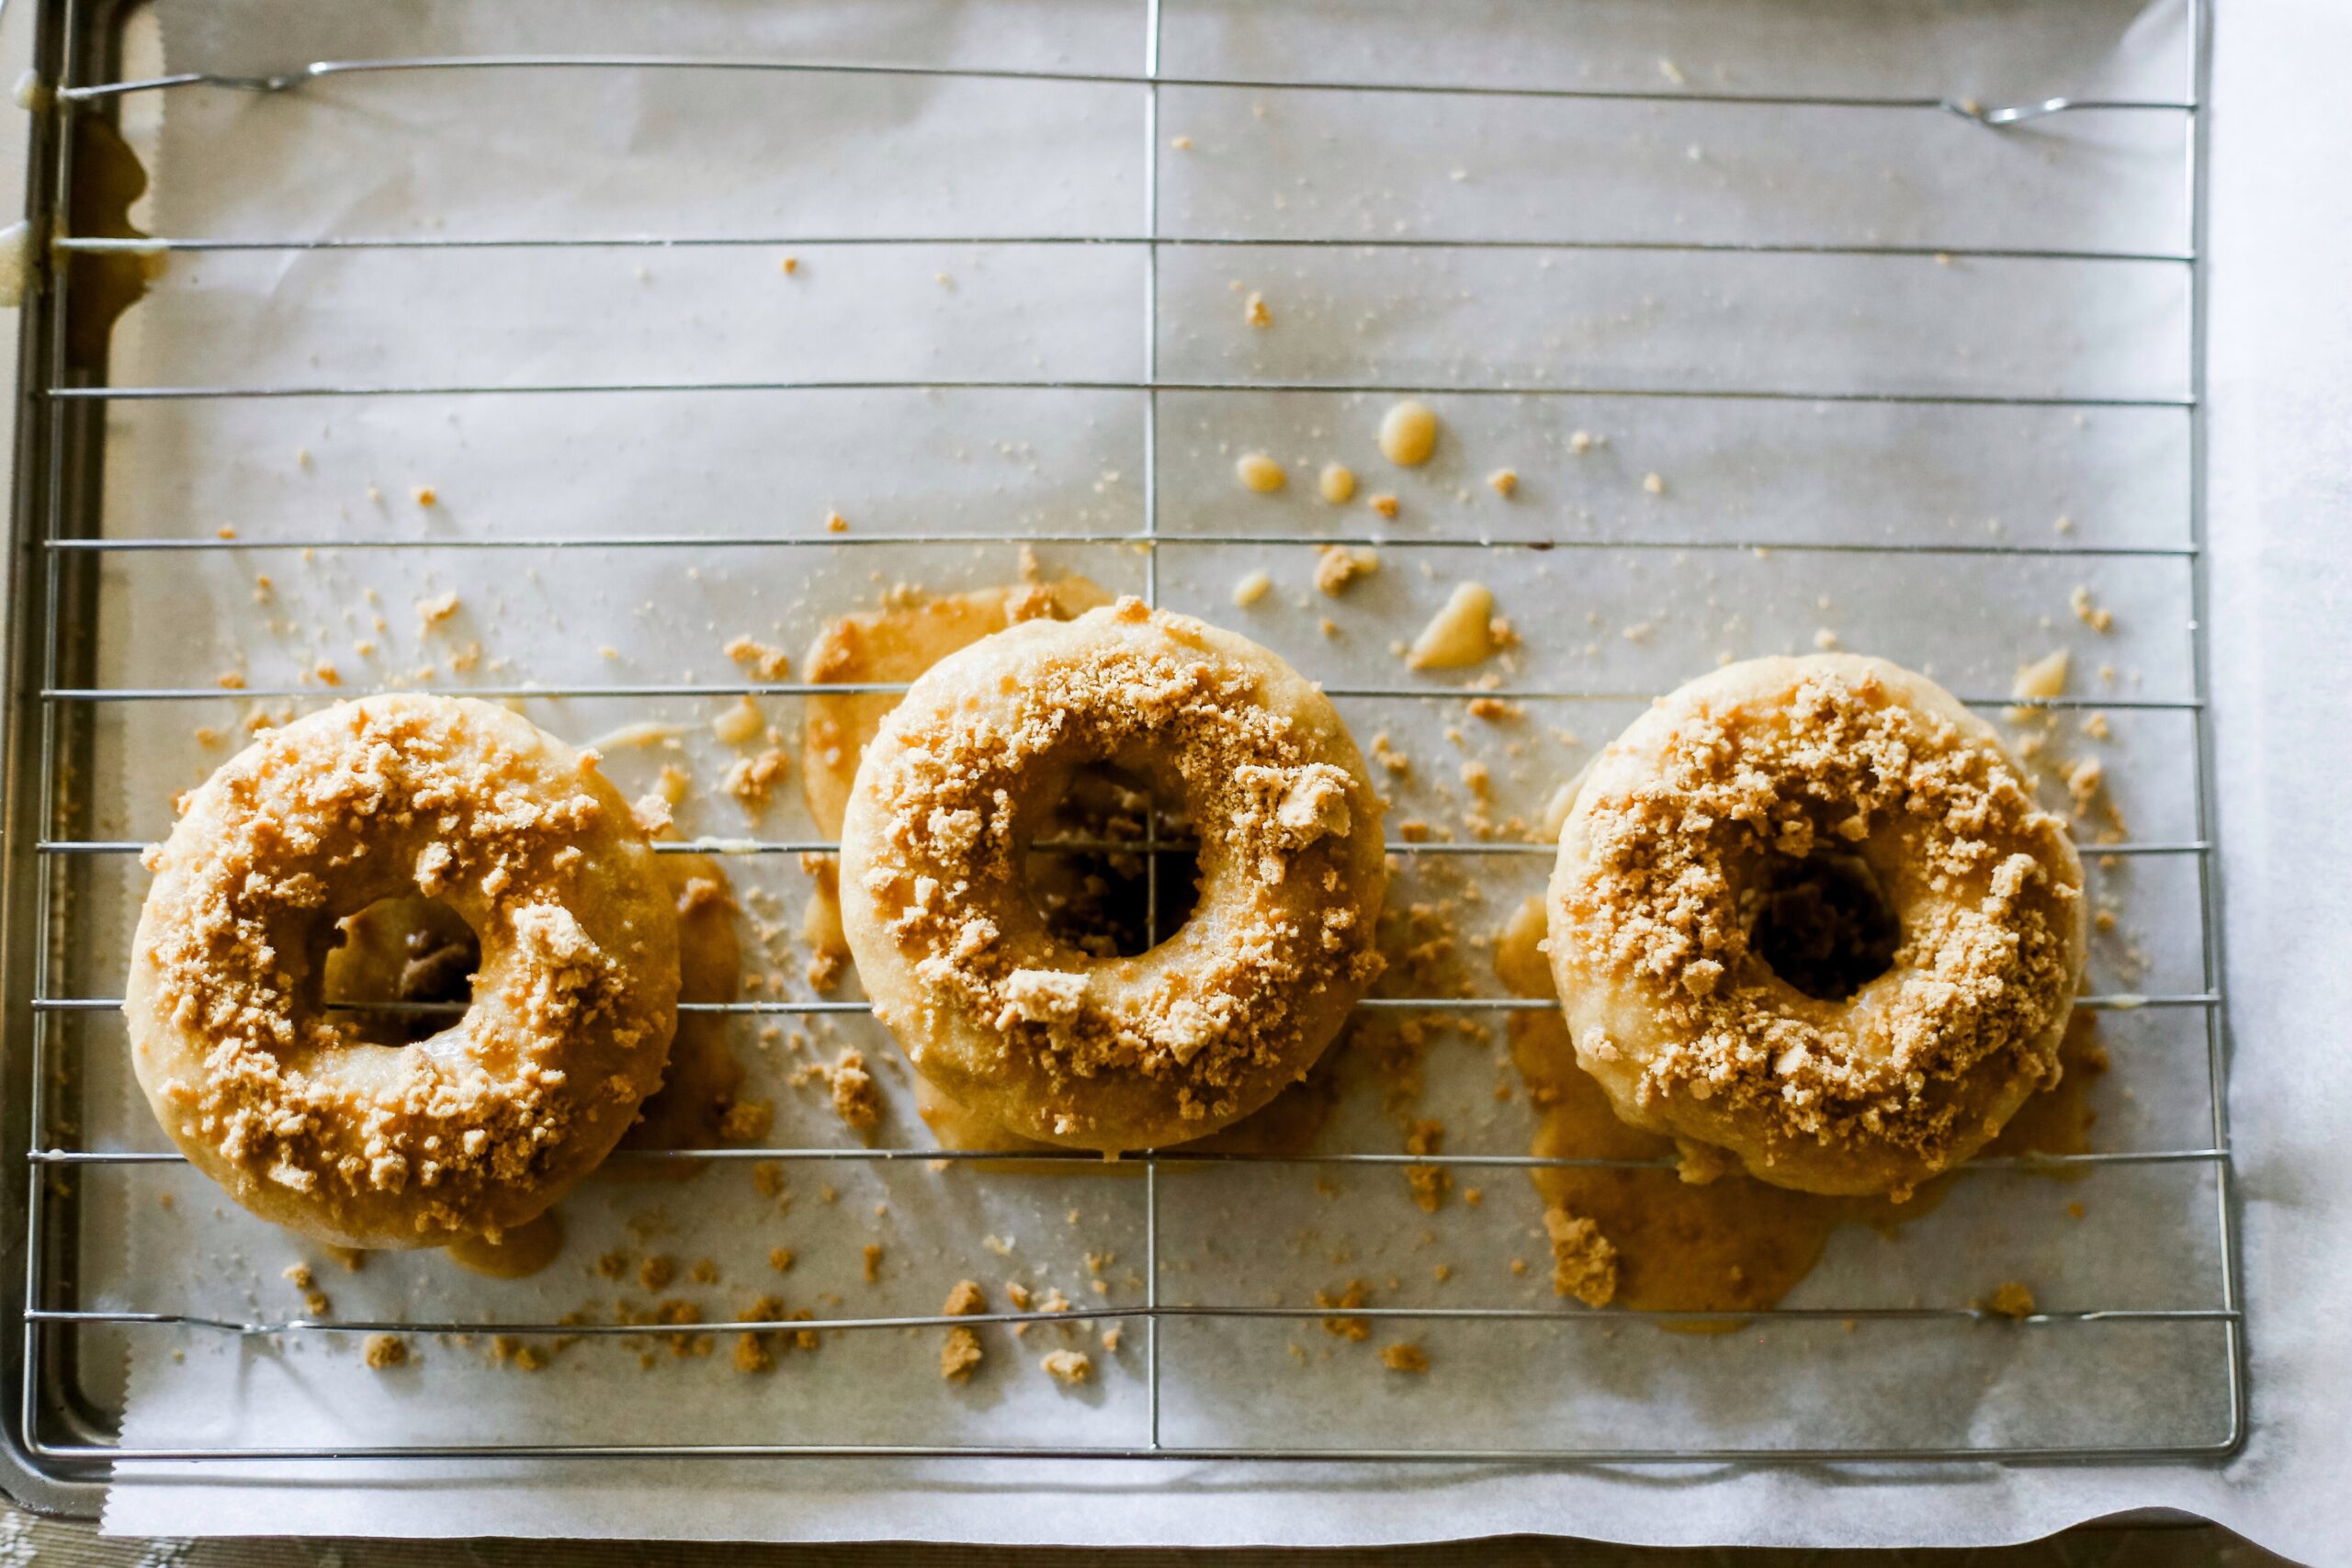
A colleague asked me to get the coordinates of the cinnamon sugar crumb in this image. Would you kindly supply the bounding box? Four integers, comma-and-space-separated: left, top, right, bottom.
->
724, 636, 791, 681
941, 1328, 984, 1382
1317, 1280, 1373, 1340
1381, 1342, 1430, 1373
1544, 1209, 1621, 1308
721, 748, 789, 813
2069, 586, 2113, 633
1315, 545, 1379, 597
829, 1047, 880, 1131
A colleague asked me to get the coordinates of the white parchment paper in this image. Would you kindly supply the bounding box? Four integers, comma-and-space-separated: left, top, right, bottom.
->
51, 0, 2347, 1556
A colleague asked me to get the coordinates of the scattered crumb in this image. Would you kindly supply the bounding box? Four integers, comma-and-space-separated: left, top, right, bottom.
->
413, 485, 437, 507
1378, 400, 1439, 467
362, 1334, 407, 1370
1041, 1349, 1093, 1386
1319, 462, 1357, 504
1369, 492, 1399, 520
2070, 585, 2114, 633
1315, 545, 1380, 597
1814, 628, 1841, 650
1317, 1280, 1373, 1341
1544, 1210, 1621, 1308
941, 1327, 984, 1382
1244, 290, 1271, 328
723, 635, 791, 681
734, 1333, 774, 1374
825, 511, 849, 534
1642, 472, 1667, 496
1231, 569, 1272, 608
2066, 755, 2106, 818
721, 748, 789, 813
769, 1247, 797, 1272
830, 1047, 880, 1131
1569, 430, 1594, 455
781, 255, 799, 275
1381, 1342, 1430, 1374
1407, 581, 1497, 670
639, 1256, 675, 1292
863, 1242, 884, 1284
1170, 134, 1193, 150
2080, 712, 2111, 740
1486, 468, 1518, 498
1658, 56, 1687, 85
943, 1280, 987, 1317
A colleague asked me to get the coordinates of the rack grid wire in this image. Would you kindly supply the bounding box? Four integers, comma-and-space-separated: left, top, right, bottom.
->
0, 0, 2241, 1501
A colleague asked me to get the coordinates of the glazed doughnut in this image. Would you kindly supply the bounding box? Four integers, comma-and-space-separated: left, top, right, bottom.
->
128, 694, 679, 1248
840, 596, 1385, 1151
326, 847, 749, 1166
1546, 654, 2085, 1200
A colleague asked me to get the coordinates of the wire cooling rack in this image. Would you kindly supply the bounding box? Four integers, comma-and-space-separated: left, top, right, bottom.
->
0, 0, 2239, 1508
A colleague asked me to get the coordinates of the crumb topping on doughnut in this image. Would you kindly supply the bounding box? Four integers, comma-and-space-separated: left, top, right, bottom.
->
854, 598, 1382, 1133
1555, 662, 2080, 1179
131, 696, 676, 1245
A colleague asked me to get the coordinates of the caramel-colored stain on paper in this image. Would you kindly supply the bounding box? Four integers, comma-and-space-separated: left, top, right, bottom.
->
1498, 898, 2100, 1325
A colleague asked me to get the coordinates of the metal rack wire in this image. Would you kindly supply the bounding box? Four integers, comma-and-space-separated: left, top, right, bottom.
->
0, 0, 2239, 1500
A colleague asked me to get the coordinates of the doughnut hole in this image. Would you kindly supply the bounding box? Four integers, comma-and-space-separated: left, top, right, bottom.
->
322, 895, 481, 1045
1746, 850, 1900, 1003
1023, 761, 1200, 959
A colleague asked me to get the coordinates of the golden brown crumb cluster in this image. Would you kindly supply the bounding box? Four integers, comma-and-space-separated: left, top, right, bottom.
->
846, 601, 1382, 1146
1552, 658, 2082, 1194
127, 695, 679, 1248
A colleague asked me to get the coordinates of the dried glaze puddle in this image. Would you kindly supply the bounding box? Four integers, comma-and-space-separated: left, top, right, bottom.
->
1498, 897, 2104, 1327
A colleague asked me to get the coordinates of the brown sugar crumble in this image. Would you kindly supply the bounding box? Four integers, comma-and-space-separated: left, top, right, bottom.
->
1041, 1348, 1093, 1386
361, 1334, 407, 1370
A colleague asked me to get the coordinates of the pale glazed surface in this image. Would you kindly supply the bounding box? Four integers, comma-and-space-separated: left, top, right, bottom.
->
128, 694, 680, 1248
1546, 654, 2086, 1199
840, 597, 1385, 1151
